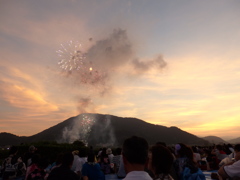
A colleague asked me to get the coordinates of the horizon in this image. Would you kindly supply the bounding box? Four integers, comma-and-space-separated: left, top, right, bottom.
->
1, 1, 240, 138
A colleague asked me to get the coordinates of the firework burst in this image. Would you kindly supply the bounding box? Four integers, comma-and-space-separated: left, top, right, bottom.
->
56, 40, 86, 71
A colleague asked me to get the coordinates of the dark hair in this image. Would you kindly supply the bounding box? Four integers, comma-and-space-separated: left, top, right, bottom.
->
149, 145, 173, 175
9, 146, 18, 155
191, 146, 198, 153
216, 145, 223, 151
116, 148, 122, 155
176, 143, 194, 161
122, 136, 149, 164
87, 152, 95, 163
55, 153, 64, 165
234, 144, 240, 152
31, 154, 41, 164
156, 142, 166, 147
62, 152, 74, 166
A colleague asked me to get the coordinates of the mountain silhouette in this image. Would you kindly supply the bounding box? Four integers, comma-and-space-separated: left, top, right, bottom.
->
0, 113, 209, 146
202, 136, 228, 144
228, 137, 240, 144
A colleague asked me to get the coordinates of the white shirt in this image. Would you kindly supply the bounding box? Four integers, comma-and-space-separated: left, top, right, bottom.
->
224, 160, 240, 178
123, 171, 152, 180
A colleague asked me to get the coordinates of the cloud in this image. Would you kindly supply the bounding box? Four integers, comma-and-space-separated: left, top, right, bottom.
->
131, 55, 167, 74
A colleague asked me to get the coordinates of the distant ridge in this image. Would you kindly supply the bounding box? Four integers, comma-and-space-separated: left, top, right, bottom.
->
202, 136, 228, 144
0, 113, 209, 146
228, 137, 240, 144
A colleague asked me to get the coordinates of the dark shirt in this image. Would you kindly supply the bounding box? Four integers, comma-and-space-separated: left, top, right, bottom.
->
82, 162, 105, 180
47, 165, 79, 180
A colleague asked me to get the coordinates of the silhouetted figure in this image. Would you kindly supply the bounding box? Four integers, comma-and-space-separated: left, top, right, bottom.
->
148, 144, 174, 180
122, 136, 152, 180
47, 152, 79, 180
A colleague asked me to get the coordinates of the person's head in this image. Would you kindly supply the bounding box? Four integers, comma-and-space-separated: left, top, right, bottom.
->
29, 145, 37, 153
156, 142, 166, 147
87, 152, 96, 163
55, 153, 64, 165
122, 136, 149, 165
9, 146, 18, 155
234, 144, 240, 161
175, 143, 194, 161
234, 144, 240, 152
106, 148, 112, 155
192, 146, 198, 153
62, 152, 74, 168
116, 148, 122, 155
216, 144, 223, 151
72, 150, 79, 156
31, 154, 41, 165
148, 145, 174, 176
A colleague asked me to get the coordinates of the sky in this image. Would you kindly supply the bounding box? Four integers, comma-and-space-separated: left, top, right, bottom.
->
1, 0, 240, 140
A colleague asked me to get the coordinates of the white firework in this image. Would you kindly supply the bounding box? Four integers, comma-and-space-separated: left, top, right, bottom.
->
56, 40, 86, 71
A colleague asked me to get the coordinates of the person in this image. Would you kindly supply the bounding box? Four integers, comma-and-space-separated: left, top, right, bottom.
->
122, 136, 152, 180
44, 153, 63, 180
100, 154, 113, 174
117, 155, 126, 179
23, 145, 37, 168
192, 146, 201, 164
211, 145, 228, 161
71, 150, 82, 177
174, 143, 205, 180
81, 152, 105, 180
106, 148, 114, 164
148, 144, 174, 180
16, 157, 27, 179
25, 154, 46, 180
218, 144, 240, 180
1, 146, 19, 180
47, 152, 79, 180
112, 148, 122, 173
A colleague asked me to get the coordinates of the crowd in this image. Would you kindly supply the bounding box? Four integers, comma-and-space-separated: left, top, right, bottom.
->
0, 137, 240, 180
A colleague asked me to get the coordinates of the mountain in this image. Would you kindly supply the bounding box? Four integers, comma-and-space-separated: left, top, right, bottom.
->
0, 132, 21, 146
0, 113, 209, 146
202, 136, 228, 144
228, 137, 240, 144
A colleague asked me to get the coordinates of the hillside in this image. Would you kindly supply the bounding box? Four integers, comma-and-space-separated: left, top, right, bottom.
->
228, 137, 240, 144
202, 136, 228, 144
0, 113, 209, 146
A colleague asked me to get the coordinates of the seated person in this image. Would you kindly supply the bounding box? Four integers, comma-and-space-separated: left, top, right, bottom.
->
47, 152, 79, 180
218, 144, 240, 180
81, 152, 105, 180
148, 144, 174, 180
122, 136, 152, 180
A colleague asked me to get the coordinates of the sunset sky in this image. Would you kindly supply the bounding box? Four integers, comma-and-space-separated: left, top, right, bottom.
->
1, 0, 240, 140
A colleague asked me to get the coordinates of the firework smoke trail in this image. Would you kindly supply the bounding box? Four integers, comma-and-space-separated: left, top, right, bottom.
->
62, 114, 95, 144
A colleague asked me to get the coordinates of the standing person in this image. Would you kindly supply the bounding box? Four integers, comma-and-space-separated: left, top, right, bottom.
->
47, 152, 79, 180
122, 136, 152, 180
148, 144, 174, 180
